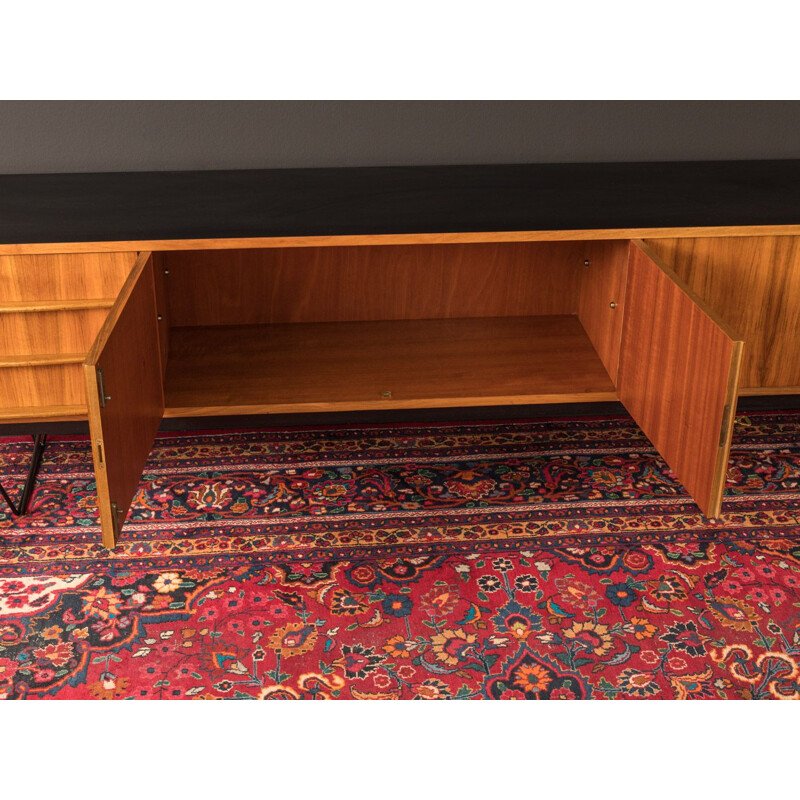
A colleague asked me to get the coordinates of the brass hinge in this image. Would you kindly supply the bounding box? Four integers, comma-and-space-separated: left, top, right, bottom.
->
96, 368, 111, 408
718, 404, 732, 447
110, 501, 122, 539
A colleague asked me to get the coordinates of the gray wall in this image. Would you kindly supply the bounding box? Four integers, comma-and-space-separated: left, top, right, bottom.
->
1, 101, 799, 174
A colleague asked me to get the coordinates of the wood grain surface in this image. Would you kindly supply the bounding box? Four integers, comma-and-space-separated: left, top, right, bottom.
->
152, 252, 171, 379
577, 240, 630, 384
163, 316, 617, 417
644, 235, 800, 390
84, 253, 164, 547
0, 251, 138, 418
0, 364, 86, 409
0, 299, 115, 312
1, 308, 113, 356
0, 405, 88, 423
617, 241, 743, 517
0, 354, 85, 367
0, 252, 136, 300
163, 242, 592, 326
3, 226, 800, 256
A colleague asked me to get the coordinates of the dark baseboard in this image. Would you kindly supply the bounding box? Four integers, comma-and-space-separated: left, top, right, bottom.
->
2, 395, 799, 437
736, 394, 800, 412
156, 402, 631, 431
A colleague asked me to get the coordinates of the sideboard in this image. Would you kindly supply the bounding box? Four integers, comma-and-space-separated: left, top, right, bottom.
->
1, 161, 799, 548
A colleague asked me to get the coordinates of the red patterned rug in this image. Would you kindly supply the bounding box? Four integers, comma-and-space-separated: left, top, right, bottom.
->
1, 411, 799, 699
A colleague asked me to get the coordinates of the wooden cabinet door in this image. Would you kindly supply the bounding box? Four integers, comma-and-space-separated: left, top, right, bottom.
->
618, 241, 744, 518
83, 253, 164, 547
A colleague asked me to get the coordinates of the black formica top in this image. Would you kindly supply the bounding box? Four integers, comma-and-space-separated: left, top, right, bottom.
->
2, 160, 800, 244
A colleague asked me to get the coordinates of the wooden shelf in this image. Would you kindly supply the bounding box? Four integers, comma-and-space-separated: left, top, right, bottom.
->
163, 315, 617, 417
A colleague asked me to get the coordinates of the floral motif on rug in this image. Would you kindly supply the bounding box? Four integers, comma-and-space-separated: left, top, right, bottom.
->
0, 411, 799, 699
0, 539, 799, 699
1, 412, 799, 573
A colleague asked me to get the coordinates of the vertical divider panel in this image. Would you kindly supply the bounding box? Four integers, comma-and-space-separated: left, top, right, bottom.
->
577, 240, 630, 383
152, 252, 171, 381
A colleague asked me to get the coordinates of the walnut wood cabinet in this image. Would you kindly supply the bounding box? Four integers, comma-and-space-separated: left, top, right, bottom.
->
1, 161, 799, 547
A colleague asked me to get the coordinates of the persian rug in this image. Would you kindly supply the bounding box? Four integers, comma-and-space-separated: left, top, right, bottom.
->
0, 411, 799, 699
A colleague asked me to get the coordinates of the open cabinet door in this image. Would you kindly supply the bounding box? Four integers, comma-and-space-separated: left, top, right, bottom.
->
84, 252, 164, 547
618, 241, 743, 518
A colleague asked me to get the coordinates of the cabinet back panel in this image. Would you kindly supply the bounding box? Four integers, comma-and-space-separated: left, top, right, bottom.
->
644, 236, 800, 390
161, 241, 602, 326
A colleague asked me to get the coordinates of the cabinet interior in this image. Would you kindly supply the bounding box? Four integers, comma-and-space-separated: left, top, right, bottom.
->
157, 240, 629, 416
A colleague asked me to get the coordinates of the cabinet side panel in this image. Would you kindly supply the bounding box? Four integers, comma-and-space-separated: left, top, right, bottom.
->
577, 240, 630, 384
618, 241, 743, 517
643, 236, 800, 390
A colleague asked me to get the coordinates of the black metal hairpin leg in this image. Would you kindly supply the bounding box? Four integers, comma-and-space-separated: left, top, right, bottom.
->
0, 434, 47, 516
